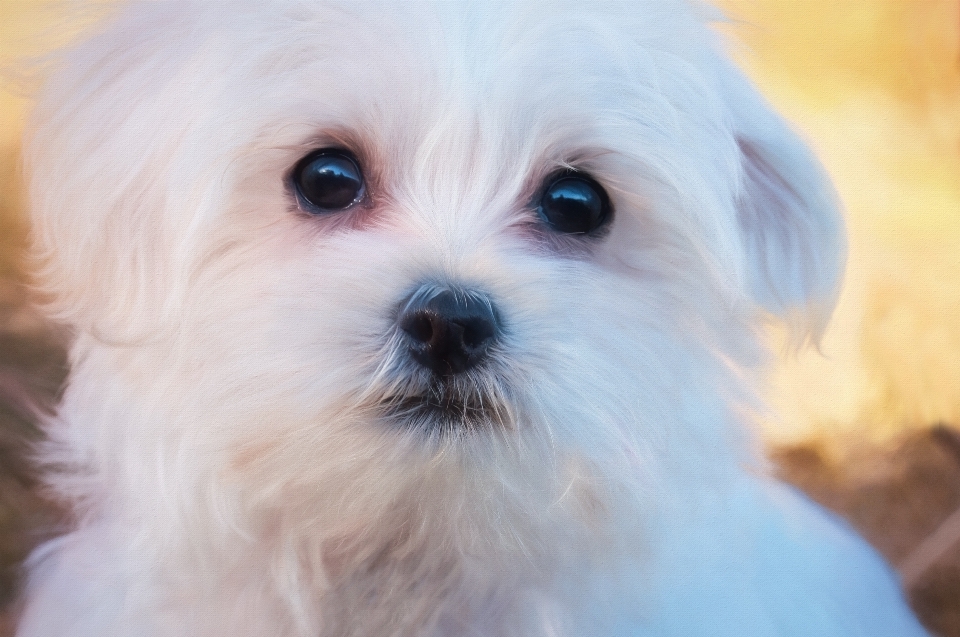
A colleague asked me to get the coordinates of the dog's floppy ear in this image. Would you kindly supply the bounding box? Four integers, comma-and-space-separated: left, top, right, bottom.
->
723, 62, 846, 347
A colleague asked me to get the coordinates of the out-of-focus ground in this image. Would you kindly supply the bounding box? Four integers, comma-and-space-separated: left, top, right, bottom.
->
0, 1, 958, 635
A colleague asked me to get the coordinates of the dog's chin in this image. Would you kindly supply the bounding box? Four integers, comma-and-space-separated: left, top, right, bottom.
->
379, 382, 511, 437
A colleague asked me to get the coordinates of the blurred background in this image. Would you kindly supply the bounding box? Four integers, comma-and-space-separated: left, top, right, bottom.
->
713, 4, 960, 633
718, 0, 960, 445
0, 1, 958, 634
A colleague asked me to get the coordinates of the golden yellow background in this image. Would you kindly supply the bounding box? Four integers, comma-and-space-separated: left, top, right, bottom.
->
1, 0, 958, 443
717, 0, 960, 442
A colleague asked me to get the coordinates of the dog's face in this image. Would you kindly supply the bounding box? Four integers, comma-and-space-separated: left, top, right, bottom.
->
27, 0, 843, 555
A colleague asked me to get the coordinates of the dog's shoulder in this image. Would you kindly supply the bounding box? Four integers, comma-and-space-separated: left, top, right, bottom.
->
637, 477, 929, 637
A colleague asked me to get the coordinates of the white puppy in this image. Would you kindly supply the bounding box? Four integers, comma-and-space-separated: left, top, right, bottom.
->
17, 2, 928, 636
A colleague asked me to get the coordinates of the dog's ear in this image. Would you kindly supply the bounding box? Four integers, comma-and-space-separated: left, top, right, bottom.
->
23, 6, 212, 341
722, 62, 846, 347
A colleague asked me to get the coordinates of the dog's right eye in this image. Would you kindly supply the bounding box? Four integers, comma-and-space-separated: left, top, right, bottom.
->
537, 170, 612, 234
292, 150, 365, 213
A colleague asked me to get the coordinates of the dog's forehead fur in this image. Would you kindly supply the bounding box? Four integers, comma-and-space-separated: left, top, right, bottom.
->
226, 0, 737, 235
178, 2, 727, 232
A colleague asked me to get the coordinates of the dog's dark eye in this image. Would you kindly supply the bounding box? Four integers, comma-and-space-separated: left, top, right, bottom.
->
292, 150, 365, 212
538, 171, 612, 234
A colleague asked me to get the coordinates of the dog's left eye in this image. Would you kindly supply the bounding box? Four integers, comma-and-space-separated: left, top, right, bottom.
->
538, 171, 612, 234
292, 150, 365, 212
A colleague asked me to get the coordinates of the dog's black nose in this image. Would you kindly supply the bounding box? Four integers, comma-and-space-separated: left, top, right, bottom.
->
399, 287, 499, 376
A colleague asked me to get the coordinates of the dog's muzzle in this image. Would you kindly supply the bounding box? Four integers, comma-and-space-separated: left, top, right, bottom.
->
398, 285, 499, 376
380, 284, 507, 434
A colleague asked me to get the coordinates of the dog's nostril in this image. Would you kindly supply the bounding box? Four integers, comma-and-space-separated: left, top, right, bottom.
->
402, 313, 436, 344
399, 288, 499, 376
461, 320, 490, 348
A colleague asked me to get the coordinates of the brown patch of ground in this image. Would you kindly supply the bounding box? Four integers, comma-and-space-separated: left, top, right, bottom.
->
0, 278, 67, 636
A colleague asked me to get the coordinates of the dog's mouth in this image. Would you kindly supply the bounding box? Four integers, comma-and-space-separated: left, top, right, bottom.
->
379, 381, 511, 435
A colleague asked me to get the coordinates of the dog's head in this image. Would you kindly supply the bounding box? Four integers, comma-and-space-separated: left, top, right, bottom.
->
26, 0, 843, 545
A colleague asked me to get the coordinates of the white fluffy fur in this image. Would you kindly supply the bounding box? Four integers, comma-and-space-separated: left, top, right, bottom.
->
17, 2, 926, 636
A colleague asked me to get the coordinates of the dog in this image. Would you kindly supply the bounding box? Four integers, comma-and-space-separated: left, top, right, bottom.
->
16, 1, 929, 635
